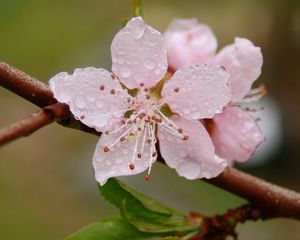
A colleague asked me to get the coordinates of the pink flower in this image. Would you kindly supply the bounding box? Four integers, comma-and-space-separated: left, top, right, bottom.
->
164, 19, 265, 163
49, 17, 231, 185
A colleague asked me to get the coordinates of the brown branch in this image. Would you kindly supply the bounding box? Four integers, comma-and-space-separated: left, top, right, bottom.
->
205, 167, 300, 220
0, 60, 56, 107
0, 108, 53, 146
1, 60, 300, 220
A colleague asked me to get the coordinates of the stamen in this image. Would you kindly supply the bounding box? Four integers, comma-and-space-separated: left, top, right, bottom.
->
156, 109, 180, 129
129, 163, 135, 170
108, 125, 134, 149
103, 146, 110, 152
242, 85, 267, 103
144, 174, 151, 180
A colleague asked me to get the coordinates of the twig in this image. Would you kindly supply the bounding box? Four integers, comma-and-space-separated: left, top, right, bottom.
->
0, 60, 56, 107
0, 108, 53, 146
1, 60, 300, 220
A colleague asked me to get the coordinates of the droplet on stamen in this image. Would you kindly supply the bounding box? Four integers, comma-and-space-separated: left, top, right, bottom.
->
129, 163, 135, 170
182, 135, 189, 141
103, 146, 110, 152
145, 174, 151, 180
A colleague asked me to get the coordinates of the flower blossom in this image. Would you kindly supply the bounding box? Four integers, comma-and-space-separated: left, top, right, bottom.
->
164, 19, 265, 163
49, 17, 232, 185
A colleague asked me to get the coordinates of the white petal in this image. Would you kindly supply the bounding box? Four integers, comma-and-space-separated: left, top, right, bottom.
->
49, 67, 130, 131
93, 128, 154, 185
158, 116, 227, 179
111, 17, 168, 89
161, 65, 231, 120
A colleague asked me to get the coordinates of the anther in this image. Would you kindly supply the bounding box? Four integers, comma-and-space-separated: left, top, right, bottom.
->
182, 135, 189, 141
147, 139, 151, 144
110, 89, 116, 95
120, 136, 126, 142
104, 130, 110, 135
121, 119, 126, 125
146, 95, 151, 100
80, 115, 85, 120
129, 163, 135, 170
99, 85, 105, 91
144, 174, 151, 181
103, 146, 110, 152
177, 128, 183, 133
140, 83, 144, 87
152, 152, 157, 157
174, 87, 180, 93
137, 153, 142, 158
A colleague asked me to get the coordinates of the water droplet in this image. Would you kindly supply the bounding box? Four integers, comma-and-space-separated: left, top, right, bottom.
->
122, 149, 129, 155
191, 112, 201, 120
155, 69, 161, 75
105, 159, 113, 166
97, 116, 108, 127
179, 150, 188, 158
117, 47, 125, 55
115, 157, 123, 164
74, 96, 86, 109
120, 67, 131, 78
183, 108, 191, 114
144, 58, 155, 70
87, 95, 95, 102
117, 57, 124, 64
58, 90, 71, 102
96, 100, 103, 108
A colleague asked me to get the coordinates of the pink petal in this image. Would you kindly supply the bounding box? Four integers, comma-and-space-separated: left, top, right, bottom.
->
93, 128, 153, 185
214, 38, 263, 102
111, 17, 167, 89
49, 67, 129, 131
164, 19, 217, 70
211, 106, 265, 162
161, 65, 231, 120
158, 116, 227, 179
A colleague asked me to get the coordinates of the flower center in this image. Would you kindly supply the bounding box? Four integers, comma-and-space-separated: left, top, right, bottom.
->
102, 90, 189, 180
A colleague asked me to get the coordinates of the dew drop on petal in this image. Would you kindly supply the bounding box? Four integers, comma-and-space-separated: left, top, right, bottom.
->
97, 116, 108, 127
86, 95, 95, 102
122, 149, 129, 155
144, 58, 156, 70
179, 150, 188, 158
58, 90, 71, 102
96, 100, 103, 108
120, 67, 132, 78
105, 159, 113, 166
115, 157, 123, 165
74, 96, 86, 109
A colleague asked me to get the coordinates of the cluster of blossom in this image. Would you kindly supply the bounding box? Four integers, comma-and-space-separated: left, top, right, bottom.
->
49, 17, 265, 185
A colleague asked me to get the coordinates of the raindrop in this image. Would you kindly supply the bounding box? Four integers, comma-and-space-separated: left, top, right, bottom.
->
105, 159, 113, 166
96, 100, 103, 108
144, 58, 155, 70
87, 95, 95, 102
58, 90, 71, 102
115, 157, 123, 165
74, 96, 86, 109
120, 67, 131, 78
122, 149, 129, 155
179, 150, 188, 158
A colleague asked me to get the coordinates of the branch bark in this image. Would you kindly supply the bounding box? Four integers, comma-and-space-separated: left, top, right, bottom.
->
1, 60, 300, 220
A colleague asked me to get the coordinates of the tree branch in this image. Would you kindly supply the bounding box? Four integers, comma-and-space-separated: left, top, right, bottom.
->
1, 60, 300, 220
0, 60, 56, 107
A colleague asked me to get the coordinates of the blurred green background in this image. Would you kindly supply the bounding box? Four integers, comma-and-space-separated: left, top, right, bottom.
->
1, 0, 300, 239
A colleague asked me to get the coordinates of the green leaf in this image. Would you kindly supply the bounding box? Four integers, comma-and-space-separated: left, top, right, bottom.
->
66, 217, 157, 240
99, 178, 200, 234
161, 237, 181, 240
99, 178, 182, 216
121, 199, 198, 233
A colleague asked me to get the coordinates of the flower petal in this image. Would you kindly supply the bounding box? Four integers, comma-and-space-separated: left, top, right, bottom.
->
111, 17, 168, 89
161, 64, 231, 120
158, 116, 227, 179
214, 38, 263, 102
49, 67, 129, 131
211, 106, 265, 162
93, 128, 154, 185
164, 18, 217, 70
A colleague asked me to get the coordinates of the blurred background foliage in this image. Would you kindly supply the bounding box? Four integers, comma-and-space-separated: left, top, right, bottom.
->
1, 0, 300, 239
